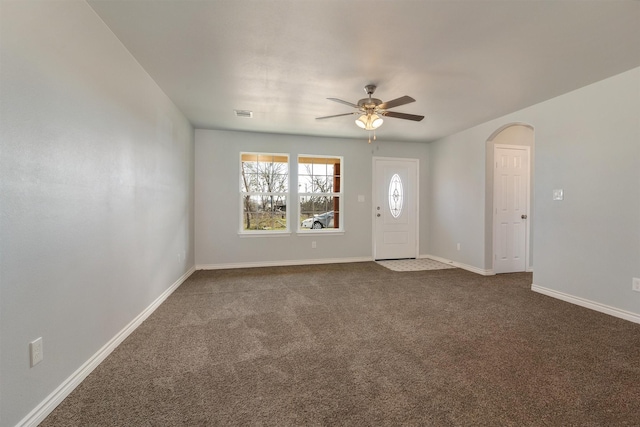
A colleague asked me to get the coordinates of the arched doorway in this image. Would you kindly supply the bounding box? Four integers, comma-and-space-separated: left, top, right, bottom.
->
485, 124, 534, 273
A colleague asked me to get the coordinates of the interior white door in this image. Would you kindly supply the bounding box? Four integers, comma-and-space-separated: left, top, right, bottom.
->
494, 146, 529, 273
373, 158, 418, 260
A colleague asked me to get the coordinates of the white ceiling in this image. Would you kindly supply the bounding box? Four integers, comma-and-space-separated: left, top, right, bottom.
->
87, 0, 640, 143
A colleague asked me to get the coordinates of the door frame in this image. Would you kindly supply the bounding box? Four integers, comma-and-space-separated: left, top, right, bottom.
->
492, 144, 531, 273
372, 157, 420, 260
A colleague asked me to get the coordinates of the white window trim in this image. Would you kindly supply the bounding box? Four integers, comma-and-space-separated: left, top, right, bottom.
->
239, 152, 290, 235
296, 154, 344, 233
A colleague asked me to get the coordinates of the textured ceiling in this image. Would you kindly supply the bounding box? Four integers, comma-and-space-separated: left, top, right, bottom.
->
88, 0, 640, 143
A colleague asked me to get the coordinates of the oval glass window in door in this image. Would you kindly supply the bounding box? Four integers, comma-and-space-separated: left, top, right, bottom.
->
388, 173, 403, 218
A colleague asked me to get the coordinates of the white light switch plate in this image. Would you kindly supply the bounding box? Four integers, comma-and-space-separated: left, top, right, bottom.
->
30, 338, 43, 367
553, 189, 564, 201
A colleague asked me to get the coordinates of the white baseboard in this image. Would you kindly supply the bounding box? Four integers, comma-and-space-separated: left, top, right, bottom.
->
197, 256, 373, 270
421, 254, 495, 276
16, 266, 197, 427
532, 284, 640, 325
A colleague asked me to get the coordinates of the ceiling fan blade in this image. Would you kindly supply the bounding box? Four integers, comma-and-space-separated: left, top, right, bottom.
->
383, 111, 425, 122
316, 112, 357, 120
327, 98, 360, 109
378, 95, 416, 110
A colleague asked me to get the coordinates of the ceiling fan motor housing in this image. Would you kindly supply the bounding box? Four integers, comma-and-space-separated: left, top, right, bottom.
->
358, 98, 383, 110
359, 85, 383, 110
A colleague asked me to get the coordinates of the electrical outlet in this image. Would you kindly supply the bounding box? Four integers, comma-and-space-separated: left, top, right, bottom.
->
312, 241, 317, 249
457, 243, 461, 251
632, 278, 640, 292
30, 337, 43, 367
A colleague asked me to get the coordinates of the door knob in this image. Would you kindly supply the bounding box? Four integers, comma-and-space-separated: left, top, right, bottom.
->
521, 214, 528, 219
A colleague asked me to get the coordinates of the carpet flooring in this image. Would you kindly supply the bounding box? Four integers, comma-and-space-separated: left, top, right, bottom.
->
41, 263, 640, 426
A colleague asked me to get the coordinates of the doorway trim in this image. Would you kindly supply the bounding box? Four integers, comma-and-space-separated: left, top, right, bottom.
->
486, 122, 535, 274
372, 157, 419, 260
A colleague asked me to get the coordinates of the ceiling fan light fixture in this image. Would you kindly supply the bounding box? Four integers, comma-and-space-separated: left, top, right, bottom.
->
355, 113, 383, 131
371, 114, 383, 129
355, 115, 367, 129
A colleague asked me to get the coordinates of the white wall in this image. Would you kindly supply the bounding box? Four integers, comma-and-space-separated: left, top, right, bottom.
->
427, 67, 640, 318
0, 2, 195, 426
195, 129, 429, 267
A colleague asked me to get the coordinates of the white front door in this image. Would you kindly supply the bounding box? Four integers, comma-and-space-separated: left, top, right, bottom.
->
494, 146, 529, 273
373, 158, 418, 260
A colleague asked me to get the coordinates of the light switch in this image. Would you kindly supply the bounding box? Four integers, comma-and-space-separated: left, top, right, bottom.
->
553, 189, 564, 201
358, 195, 365, 202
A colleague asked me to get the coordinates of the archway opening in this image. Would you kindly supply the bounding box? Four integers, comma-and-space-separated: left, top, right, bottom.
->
485, 123, 535, 273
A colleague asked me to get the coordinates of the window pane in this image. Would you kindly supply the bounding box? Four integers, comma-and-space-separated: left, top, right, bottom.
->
242, 195, 287, 231
312, 176, 331, 193
312, 163, 326, 176
389, 174, 403, 218
298, 155, 342, 230
298, 156, 340, 194
240, 161, 257, 192
241, 154, 289, 192
241, 152, 289, 232
299, 196, 339, 230
298, 175, 313, 193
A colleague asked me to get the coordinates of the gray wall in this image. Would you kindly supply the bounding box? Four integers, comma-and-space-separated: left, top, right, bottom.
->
427, 133, 487, 269
427, 67, 640, 316
0, 2, 195, 426
195, 129, 430, 266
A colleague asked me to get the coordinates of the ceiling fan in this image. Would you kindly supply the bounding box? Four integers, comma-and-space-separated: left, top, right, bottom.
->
316, 84, 425, 142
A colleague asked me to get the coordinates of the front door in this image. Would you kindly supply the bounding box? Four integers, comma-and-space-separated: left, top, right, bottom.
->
373, 158, 418, 260
493, 146, 529, 273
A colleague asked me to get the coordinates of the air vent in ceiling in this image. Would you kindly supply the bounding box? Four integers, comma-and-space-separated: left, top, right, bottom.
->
234, 109, 253, 118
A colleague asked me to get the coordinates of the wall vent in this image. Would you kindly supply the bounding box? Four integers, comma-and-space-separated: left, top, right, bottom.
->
234, 110, 253, 118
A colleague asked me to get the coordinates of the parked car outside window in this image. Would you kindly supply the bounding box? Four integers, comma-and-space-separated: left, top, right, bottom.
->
301, 211, 334, 229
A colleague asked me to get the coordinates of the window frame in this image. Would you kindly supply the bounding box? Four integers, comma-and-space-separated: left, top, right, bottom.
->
239, 152, 291, 236
297, 154, 344, 234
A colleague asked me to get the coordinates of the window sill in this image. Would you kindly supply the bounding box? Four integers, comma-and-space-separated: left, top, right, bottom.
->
238, 231, 292, 238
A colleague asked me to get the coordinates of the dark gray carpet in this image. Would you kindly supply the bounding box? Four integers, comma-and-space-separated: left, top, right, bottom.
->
41, 263, 640, 426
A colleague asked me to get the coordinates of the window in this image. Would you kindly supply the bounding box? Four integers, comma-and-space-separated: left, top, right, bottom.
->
298, 156, 342, 231
389, 173, 403, 218
240, 153, 289, 233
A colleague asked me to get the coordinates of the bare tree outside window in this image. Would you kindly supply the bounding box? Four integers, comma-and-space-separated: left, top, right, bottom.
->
240, 153, 289, 231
